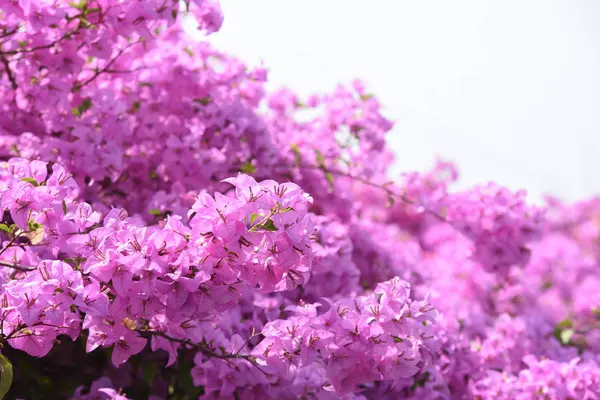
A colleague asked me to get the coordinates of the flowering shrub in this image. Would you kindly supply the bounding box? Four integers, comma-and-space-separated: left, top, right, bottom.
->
0, 1, 598, 399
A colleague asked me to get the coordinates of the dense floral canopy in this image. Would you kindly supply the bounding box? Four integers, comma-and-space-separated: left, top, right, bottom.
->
0, 1, 599, 399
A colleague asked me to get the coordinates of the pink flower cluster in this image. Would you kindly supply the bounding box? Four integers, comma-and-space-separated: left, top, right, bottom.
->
0, 1, 599, 399
444, 183, 546, 273
471, 356, 600, 399
190, 277, 436, 399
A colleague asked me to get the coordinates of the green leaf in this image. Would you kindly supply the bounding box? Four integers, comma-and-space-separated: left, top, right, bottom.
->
291, 144, 302, 166
557, 318, 573, 330
129, 100, 141, 113
0, 224, 10, 234
85, 7, 101, 16
259, 219, 278, 232
72, 98, 92, 117
313, 149, 333, 190
69, 0, 88, 10
79, 98, 92, 113
193, 96, 211, 106
315, 149, 326, 168
250, 213, 260, 225
62, 257, 76, 267
78, 17, 95, 29
0, 353, 14, 400
63, 256, 86, 270
20, 177, 39, 186
10, 144, 20, 157
411, 371, 430, 391
240, 161, 256, 174
27, 219, 41, 232
62, 200, 68, 214
325, 171, 334, 191
148, 209, 162, 216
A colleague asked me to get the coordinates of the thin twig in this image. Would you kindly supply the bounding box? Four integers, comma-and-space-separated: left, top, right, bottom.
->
73, 41, 141, 91
0, 26, 20, 40
0, 260, 36, 272
5, 321, 77, 341
3, 30, 79, 56
269, 162, 449, 223
139, 330, 271, 376
0, 230, 24, 257
248, 210, 276, 232
104, 66, 151, 74
0, 52, 17, 90
234, 327, 259, 356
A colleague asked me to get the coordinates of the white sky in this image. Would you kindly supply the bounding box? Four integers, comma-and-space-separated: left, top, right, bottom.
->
187, 1, 600, 202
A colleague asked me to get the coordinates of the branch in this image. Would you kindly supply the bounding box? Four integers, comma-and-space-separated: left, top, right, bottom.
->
248, 210, 276, 232
0, 260, 36, 272
4, 321, 77, 341
268, 162, 449, 223
73, 41, 141, 92
0, 26, 20, 40
3, 30, 79, 56
0, 52, 17, 90
0, 230, 24, 257
104, 66, 151, 74
138, 330, 270, 376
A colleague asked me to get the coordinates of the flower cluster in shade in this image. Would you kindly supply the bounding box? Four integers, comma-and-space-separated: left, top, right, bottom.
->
0, 1, 599, 400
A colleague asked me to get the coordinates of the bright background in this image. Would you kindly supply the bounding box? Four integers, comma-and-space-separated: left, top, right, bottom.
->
187, 1, 600, 203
